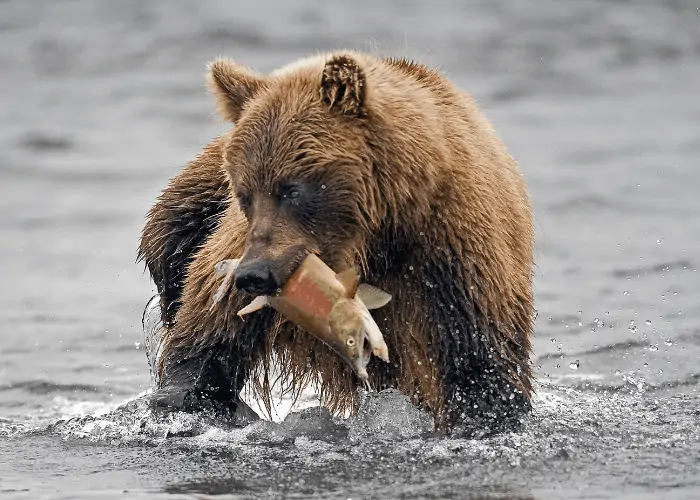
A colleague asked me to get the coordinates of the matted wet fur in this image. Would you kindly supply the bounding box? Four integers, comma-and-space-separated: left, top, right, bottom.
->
138, 51, 535, 433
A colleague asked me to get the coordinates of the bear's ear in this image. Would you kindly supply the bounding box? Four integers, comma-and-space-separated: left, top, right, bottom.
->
207, 58, 265, 123
321, 55, 366, 116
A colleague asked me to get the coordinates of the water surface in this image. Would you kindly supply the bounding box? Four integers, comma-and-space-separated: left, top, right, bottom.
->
1, 1, 699, 498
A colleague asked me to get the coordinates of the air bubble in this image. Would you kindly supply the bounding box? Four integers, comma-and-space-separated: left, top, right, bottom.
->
648, 344, 658, 352
134, 342, 141, 350
645, 320, 652, 326
321, 184, 326, 189
569, 360, 580, 370
664, 339, 674, 346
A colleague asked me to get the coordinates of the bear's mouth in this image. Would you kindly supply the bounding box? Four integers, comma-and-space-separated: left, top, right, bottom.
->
234, 243, 312, 297
269, 244, 315, 294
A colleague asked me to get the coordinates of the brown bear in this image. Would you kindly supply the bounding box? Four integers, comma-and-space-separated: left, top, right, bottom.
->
138, 50, 535, 433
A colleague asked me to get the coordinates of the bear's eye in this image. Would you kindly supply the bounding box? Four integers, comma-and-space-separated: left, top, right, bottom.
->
279, 183, 303, 205
236, 192, 252, 213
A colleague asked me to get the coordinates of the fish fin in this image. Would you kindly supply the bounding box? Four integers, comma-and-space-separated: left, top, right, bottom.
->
210, 281, 229, 311
210, 267, 237, 310
335, 267, 361, 296
374, 346, 389, 363
237, 296, 269, 317
356, 284, 392, 310
214, 258, 240, 278
358, 307, 390, 362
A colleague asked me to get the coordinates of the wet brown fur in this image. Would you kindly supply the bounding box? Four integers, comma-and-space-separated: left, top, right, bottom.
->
139, 51, 535, 430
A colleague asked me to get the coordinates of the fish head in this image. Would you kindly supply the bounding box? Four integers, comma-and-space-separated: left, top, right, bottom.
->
328, 301, 373, 382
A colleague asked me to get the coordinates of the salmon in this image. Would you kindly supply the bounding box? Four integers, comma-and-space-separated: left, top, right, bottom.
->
211, 254, 391, 385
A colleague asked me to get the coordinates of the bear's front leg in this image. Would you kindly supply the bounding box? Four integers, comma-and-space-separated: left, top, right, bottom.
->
149, 340, 236, 416
145, 302, 274, 423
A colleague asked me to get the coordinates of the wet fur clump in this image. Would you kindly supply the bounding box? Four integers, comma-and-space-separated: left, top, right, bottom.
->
139, 51, 535, 433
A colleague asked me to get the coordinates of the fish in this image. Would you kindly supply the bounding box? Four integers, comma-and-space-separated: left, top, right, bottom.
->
211, 254, 392, 385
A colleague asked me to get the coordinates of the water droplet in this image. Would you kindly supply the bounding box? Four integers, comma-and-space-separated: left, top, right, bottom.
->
664, 339, 674, 346
569, 360, 580, 370
645, 320, 652, 326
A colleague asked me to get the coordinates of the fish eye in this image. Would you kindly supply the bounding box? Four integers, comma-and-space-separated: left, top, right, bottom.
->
288, 189, 300, 199
346, 337, 356, 347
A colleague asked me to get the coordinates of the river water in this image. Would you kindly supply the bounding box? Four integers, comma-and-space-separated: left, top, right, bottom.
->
1, 1, 699, 499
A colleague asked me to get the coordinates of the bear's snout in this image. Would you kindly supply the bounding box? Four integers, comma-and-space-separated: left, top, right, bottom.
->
234, 260, 281, 295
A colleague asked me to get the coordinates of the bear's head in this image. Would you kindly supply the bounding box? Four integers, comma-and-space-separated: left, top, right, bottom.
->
207, 53, 399, 295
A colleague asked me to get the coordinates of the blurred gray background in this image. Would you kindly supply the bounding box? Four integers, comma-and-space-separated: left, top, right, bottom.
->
0, 1, 699, 497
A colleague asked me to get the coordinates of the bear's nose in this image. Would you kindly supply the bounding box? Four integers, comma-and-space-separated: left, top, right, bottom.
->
234, 261, 281, 295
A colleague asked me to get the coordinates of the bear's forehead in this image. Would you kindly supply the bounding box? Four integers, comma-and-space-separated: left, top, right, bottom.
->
230, 84, 346, 161
226, 105, 330, 188
225, 64, 368, 187
232, 100, 322, 160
